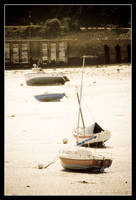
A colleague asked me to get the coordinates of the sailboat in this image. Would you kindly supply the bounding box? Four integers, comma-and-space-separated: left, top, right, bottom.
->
73, 122, 111, 147
59, 144, 112, 172
72, 56, 111, 147
59, 56, 112, 172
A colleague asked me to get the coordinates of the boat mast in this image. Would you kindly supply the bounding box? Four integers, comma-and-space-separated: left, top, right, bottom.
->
76, 55, 97, 144
76, 56, 86, 143
76, 91, 85, 129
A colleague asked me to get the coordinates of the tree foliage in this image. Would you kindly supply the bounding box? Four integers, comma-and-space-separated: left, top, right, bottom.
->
44, 18, 61, 36
5, 5, 131, 27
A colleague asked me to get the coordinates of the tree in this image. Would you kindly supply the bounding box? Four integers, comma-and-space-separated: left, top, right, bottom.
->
70, 19, 80, 31
61, 17, 71, 32
44, 18, 61, 37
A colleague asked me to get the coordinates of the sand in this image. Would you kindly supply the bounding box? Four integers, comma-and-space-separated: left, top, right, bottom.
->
5, 64, 131, 195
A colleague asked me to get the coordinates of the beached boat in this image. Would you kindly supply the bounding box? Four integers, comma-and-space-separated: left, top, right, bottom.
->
59, 56, 112, 172
72, 56, 111, 147
34, 93, 67, 102
24, 72, 69, 86
73, 122, 111, 147
59, 145, 112, 172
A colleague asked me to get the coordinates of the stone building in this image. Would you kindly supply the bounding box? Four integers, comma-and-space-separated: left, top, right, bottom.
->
5, 28, 131, 68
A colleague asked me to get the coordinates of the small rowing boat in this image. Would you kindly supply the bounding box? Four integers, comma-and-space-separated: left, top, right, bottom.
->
34, 93, 67, 102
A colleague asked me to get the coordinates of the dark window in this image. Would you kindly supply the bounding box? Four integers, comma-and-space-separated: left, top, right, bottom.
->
115, 45, 121, 63
127, 44, 131, 62
104, 45, 110, 64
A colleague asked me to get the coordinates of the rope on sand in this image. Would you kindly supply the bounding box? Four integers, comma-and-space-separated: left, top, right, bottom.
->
38, 157, 58, 169
44, 157, 58, 169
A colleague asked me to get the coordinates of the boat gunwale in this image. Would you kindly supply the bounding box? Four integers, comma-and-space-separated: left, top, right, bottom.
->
73, 130, 111, 140
59, 156, 106, 161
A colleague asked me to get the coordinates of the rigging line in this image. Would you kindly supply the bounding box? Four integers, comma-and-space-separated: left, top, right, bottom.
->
86, 103, 96, 122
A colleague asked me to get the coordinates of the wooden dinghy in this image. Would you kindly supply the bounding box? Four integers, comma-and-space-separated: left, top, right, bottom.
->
34, 93, 67, 102
59, 145, 112, 172
25, 72, 69, 86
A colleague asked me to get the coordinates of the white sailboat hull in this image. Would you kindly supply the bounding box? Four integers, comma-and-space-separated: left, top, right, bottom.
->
73, 130, 111, 146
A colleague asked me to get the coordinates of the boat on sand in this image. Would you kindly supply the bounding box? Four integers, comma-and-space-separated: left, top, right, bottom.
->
59, 145, 112, 172
73, 122, 111, 147
59, 56, 112, 172
34, 93, 67, 102
25, 72, 69, 86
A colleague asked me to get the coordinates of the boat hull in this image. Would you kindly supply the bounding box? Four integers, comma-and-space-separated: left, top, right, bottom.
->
25, 73, 69, 86
34, 93, 65, 102
59, 145, 112, 172
59, 157, 112, 171
73, 130, 111, 146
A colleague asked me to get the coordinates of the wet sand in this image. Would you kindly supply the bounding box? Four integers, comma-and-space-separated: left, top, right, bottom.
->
5, 64, 131, 195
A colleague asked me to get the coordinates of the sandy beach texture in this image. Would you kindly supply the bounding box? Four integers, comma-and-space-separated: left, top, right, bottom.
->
5, 64, 131, 195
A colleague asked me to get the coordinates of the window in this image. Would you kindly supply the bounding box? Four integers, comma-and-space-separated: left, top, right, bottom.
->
42, 43, 48, 63
115, 45, 121, 63
104, 45, 110, 64
21, 43, 29, 63
50, 43, 56, 61
5, 43, 10, 63
58, 42, 65, 62
12, 43, 19, 63
127, 44, 131, 62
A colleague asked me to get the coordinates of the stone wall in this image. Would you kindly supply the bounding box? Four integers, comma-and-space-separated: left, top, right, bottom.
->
60, 28, 131, 65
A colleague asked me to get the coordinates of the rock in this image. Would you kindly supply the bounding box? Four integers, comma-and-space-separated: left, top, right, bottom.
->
10, 114, 15, 117
63, 138, 68, 144
79, 180, 88, 184
38, 164, 44, 169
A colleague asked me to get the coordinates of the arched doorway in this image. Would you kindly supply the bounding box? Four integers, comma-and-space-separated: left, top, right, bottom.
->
115, 45, 121, 63
104, 45, 110, 64
127, 44, 131, 62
